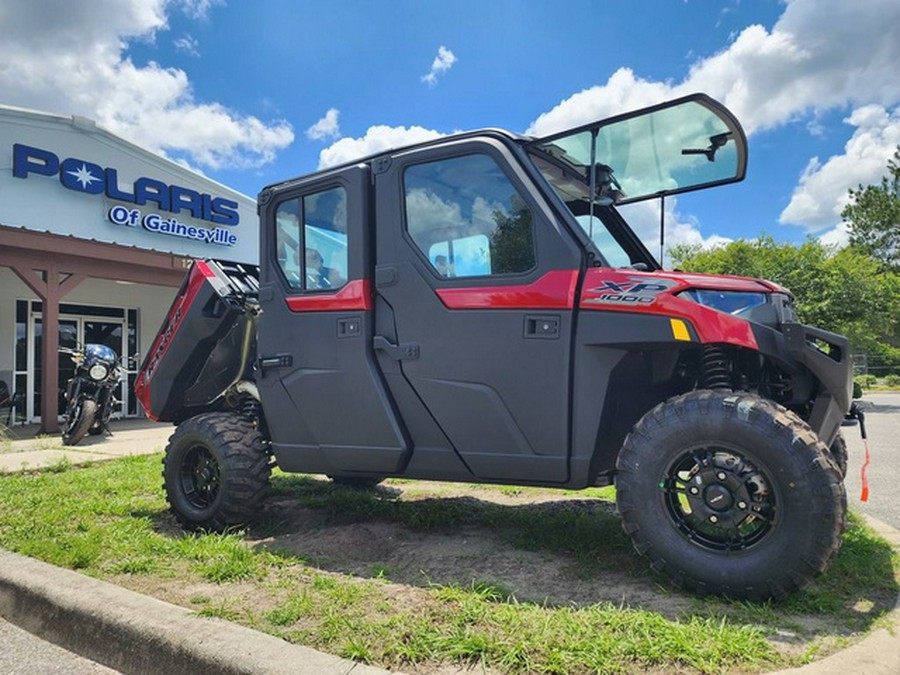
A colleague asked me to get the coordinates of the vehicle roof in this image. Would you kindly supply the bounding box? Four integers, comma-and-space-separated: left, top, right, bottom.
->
258, 127, 526, 200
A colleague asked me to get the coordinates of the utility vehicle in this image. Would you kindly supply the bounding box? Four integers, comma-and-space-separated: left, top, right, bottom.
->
136, 94, 853, 600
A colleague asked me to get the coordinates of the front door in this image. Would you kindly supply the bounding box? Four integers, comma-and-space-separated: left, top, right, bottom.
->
373, 141, 583, 482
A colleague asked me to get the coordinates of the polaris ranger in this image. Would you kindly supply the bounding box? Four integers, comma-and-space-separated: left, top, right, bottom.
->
135, 94, 853, 600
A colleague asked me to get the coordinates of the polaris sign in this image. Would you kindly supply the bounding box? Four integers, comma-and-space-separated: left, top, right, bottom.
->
12, 143, 241, 247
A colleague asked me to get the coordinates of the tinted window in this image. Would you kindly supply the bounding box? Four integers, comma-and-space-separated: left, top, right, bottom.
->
404, 154, 535, 278
275, 186, 348, 290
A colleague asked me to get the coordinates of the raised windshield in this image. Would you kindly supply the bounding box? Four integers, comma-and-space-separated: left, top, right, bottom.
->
527, 94, 746, 267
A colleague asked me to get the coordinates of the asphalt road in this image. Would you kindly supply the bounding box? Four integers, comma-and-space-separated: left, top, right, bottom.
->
843, 392, 900, 529
0, 616, 118, 674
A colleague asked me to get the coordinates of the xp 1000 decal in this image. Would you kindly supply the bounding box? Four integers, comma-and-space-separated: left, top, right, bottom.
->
582, 274, 679, 306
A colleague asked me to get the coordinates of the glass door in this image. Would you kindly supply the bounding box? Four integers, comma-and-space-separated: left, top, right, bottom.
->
83, 319, 126, 420
28, 313, 128, 422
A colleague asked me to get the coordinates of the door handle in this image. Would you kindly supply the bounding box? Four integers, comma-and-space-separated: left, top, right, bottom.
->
257, 354, 293, 375
373, 336, 420, 360
524, 315, 560, 339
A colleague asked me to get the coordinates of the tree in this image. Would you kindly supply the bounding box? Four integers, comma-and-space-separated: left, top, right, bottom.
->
490, 195, 535, 274
670, 236, 900, 367
841, 146, 900, 272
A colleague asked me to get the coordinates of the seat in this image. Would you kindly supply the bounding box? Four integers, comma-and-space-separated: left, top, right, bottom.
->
0, 380, 24, 426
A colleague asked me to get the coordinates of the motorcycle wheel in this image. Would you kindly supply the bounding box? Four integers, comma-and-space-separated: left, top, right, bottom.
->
62, 399, 97, 446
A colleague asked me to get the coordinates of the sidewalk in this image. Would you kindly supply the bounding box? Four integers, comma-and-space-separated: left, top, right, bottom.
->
0, 417, 172, 473
0, 417, 898, 674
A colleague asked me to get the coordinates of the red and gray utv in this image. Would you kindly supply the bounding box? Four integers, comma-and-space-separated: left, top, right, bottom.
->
135, 94, 853, 600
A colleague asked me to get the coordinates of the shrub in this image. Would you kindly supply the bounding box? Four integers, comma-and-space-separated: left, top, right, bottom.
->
854, 375, 876, 390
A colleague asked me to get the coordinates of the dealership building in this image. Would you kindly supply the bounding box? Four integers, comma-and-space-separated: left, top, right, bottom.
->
0, 104, 257, 433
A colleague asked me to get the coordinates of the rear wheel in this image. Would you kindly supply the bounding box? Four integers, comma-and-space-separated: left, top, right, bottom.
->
162, 412, 271, 531
615, 390, 845, 601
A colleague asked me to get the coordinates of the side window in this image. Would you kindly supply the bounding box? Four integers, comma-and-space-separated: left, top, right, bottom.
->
404, 153, 536, 278
275, 186, 348, 290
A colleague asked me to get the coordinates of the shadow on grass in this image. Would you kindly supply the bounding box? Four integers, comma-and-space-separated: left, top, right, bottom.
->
241, 474, 898, 632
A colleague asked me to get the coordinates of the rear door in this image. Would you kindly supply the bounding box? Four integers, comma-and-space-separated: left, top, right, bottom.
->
372, 137, 583, 482
256, 166, 408, 476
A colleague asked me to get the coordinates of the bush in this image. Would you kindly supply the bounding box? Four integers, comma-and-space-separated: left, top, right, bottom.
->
884, 374, 900, 387
855, 374, 877, 390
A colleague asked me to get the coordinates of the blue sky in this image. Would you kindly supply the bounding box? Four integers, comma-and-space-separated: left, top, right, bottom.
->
2, 0, 898, 258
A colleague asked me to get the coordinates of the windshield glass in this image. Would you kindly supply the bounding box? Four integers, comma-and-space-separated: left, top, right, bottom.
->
528, 96, 745, 206
526, 94, 746, 268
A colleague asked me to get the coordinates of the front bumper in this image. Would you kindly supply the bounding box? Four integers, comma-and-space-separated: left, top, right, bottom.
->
751, 320, 852, 447
781, 322, 853, 447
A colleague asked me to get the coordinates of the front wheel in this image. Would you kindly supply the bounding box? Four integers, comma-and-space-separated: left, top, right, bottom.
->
615, 390, 845, 601
162, 413, 271, 531
827, 432, 848, 479
62, 398, 96, 446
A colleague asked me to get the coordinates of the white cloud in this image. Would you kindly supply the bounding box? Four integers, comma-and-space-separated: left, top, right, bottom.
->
306, 108, 341, 141
817, 222, 850, 249
525, 0, 900, 239
780, 105, 900, 231
318, 125, 445, 169
406, 188, 464, 234
0, 0, 294, 170
617, 199, 732, 266
527, 68, 673, 137
529, 0, 900, 138
172, 0, 224, 21
421, 46, 457, 86
173, 34, 200, 57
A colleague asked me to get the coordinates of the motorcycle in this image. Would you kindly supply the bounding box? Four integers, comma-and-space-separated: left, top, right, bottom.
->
60, 343, 122, 446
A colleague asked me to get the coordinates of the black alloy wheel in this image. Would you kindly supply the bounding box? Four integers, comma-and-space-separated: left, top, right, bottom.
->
660, 447, 774, 552
616, 389, 845, 601
162, 412, 271, 531
179, 443, 222, 511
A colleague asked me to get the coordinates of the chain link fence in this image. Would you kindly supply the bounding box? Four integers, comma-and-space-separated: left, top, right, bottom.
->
853, 353, 900, 378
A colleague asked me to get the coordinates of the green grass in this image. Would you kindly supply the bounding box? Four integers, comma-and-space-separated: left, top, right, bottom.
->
0, 454, 897, 675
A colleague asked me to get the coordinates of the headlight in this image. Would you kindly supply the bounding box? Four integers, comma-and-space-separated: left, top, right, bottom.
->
679, 290, 786, 327
679, 289, 768, 314
89, 363, 109, 381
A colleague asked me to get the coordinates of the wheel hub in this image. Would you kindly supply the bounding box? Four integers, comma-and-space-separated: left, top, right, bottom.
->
662, 448, 774, 552
179, 445, 220, 510
703, 484, 734, 512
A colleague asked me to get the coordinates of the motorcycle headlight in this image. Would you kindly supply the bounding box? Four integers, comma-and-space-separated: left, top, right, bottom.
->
89, 363, 109, 381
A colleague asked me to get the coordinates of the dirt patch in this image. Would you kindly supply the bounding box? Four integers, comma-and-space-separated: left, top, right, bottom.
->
250, 503, 691, 617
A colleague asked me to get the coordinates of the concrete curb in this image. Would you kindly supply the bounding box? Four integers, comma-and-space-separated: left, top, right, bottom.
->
773, 514, 900, 675
0, 549, 390, 675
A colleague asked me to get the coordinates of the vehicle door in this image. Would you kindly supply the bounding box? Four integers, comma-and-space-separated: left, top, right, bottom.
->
255, 166, 408, 476
373, 137, 583, 482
